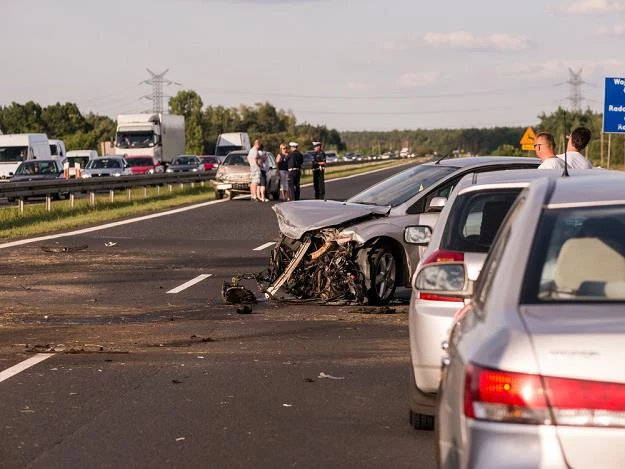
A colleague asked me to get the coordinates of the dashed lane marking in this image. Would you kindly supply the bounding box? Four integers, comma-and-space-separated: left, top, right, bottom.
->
166, 274, 213, 294
0, 354, 54, 384
253, 242, 275, 251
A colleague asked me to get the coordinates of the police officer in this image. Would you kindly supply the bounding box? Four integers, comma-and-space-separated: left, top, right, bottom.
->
287, 141, 303, 201
311, 141, 326, 200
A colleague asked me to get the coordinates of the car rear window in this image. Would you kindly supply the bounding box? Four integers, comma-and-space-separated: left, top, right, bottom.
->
523, 205, 625, 302
440, 189, 522, 253
127, 158, 153, 166
223, 154, 249, 166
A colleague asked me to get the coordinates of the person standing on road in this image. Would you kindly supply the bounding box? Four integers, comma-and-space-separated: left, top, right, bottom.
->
287, 141, 303, 201
535, 132, 566, 169
247, 139, 262, 201
257, 146, 269, 202
558, 127, 593, 169
311, 141, 327, 199
276, 143, 289, 201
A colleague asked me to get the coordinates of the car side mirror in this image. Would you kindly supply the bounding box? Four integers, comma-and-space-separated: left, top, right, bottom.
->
414, 262, 473, 298
427, 196, 447, 213
404, 225, 432, 245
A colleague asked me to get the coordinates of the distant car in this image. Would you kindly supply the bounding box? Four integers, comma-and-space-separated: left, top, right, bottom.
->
325, 151, 338, 163
408, 169, 583, 430
9, 159, 67, 201
212, 150, 280, 200
429, 172, 625, 468
199, 155, 220, 171
125, 155, 164, 175
166, 155, 204, 173
81, 156, 131, 178
301, 152, 315, 170
61, 153, 97, 178
267, 157, 540, 305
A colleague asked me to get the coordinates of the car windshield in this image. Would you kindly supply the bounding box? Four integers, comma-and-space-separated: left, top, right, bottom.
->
347, 164, 456, 207
116, 131, 155, 149
223, 154, 249, 166
88, 159, 122, 169
66, 156, 90, 167
526, 205, 625, 302
173, 156, 197, 165
0, 146, 28, 162
440, 189, 522, 253
15, 161, 58, 175
127, 158, 154, 167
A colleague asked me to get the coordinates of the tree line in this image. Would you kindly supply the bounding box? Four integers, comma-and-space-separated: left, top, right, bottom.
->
0, 95, 617, 165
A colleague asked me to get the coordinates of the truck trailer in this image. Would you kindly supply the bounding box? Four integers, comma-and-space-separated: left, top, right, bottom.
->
0, 133, 51, 180
114, 113, 185, 163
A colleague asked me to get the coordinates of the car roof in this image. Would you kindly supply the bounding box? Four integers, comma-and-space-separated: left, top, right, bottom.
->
546, 171, 625, 207
454, 168, 567, 195
425, 156, 540, 169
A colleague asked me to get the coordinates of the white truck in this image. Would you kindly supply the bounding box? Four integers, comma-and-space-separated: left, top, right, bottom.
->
214, 132, 251, 158
113, 113, 185, 164
0, 133, 51, 180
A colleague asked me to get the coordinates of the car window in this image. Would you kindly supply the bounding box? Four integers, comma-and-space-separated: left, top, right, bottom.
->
224, 154, 249, 166
440, 189, 522, 253
473, 193, 527, 311
347, 164, 457, 207
522, 205, 625, 302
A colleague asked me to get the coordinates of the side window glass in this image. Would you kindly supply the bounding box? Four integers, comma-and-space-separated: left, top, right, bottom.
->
473, 194, 527, 311
407, 177, 459, 214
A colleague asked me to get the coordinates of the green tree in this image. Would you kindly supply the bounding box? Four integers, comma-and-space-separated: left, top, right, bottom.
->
490, 144, 524, 157
169, 90, 205, 154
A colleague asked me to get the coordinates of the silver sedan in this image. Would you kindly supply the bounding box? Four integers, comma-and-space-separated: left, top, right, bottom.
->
414, 173, 625, 468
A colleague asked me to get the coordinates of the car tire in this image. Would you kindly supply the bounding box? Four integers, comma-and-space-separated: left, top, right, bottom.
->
216, 190, 224, 200
409, 361, 435, 431
367, 246, 397, 305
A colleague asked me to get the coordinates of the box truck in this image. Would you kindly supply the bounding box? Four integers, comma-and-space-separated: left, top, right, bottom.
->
0, 133, 51, 180
214, 133, 251, 157
113, 113, 185, 163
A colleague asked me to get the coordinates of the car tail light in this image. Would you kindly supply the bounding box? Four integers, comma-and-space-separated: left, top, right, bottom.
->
464, 364, 625, 427
417, 249, 465, 302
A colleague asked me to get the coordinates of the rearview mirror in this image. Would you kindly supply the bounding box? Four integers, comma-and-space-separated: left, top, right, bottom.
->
427, 196, 447, 213
414, 262, 472, 297
404, 225, 432, 245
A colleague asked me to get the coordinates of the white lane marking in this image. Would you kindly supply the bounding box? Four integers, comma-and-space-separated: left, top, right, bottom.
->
0, 198, 229, 250
0, 162, 412, 250
253, 242, 275, 251
167, 274, 213, 294
0, 353, 54, 384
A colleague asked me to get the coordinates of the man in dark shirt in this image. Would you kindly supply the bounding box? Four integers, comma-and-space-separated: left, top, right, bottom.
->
287, 141, 303, 201
311, 141, 326, 200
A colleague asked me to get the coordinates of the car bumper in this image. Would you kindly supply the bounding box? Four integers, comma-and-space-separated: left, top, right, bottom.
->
409, 296, 463, 393
440, 419, 567, 469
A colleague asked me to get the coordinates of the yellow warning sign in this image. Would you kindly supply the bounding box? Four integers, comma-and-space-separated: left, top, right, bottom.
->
520, 127, 536, 151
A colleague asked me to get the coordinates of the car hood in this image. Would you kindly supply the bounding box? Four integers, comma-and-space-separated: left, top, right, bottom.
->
273, 200, 390, 240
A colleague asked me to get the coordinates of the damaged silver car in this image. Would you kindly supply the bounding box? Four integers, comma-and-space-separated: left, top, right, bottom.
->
263, 157, 540, 305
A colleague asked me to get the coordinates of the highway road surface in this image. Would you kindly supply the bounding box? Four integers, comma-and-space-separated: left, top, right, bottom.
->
0, 162, 437, 469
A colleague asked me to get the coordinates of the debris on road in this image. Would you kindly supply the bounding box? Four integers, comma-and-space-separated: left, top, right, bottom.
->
175, 437, 186, 442
222, 277, 257, 304
236, 305, 252, 315
172, 379, 183, 384
283, 403, 293, 407
104, 241, 117, 247
352, 306, 397, 315
41, 244, 88, 253
318, 372, 345, 380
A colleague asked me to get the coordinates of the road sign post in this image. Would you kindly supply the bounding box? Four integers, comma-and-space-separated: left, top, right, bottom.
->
520, 127, 536, 152
604, 77, 625, 134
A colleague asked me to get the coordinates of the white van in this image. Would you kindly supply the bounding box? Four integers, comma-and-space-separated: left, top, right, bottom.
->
63, 150, 99, 177
49, 139, 67, 158
0, 133, 51, 180
214, 133, 251, 157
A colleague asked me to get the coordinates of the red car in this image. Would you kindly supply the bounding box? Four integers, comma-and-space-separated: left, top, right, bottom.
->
199, 155, 220, 171
125, 156, 164, 175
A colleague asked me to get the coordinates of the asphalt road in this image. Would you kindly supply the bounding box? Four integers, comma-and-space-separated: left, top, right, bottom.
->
0, 162, 437, 469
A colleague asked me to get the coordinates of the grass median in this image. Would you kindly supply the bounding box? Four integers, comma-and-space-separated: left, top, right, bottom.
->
0, 159, 415, 241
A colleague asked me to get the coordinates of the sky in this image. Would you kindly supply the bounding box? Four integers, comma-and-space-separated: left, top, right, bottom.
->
1, 0, 624, 131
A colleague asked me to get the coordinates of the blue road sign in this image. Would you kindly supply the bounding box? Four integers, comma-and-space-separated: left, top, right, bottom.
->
604, 77, 625, 134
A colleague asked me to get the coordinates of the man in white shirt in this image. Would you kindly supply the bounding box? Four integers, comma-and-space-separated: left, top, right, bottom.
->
557, 127, 592, 169
535, 132, 566, 169
247, 139, 261, 201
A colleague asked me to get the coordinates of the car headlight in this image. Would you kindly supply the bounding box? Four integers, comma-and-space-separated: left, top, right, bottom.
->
114, 173, 122, 177
166, 168, 174, 173
82, 173, 91, 178
148, 169, 154, 174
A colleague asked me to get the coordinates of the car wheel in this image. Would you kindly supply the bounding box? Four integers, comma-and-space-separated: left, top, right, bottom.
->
409, 364, 435, 431
216, 190, 224, 200
367, 246, 396, 305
